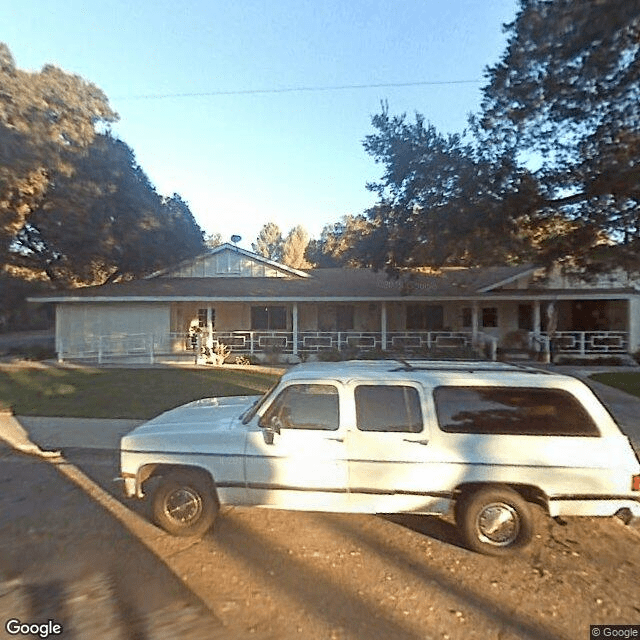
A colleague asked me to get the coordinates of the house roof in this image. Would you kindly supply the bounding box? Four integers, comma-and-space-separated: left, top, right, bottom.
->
148, 243, 311, 279
30, 263, 569, 304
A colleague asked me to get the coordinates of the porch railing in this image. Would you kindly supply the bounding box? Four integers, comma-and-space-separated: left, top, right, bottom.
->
529, 331, 628, 355
58, 330, 483, 362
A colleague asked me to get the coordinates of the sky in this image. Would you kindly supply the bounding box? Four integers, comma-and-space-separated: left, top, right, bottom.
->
3, 0, 518, 251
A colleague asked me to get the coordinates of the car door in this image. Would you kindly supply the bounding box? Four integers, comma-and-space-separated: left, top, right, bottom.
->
244, 381, 350, 512
345, 382, 450, 515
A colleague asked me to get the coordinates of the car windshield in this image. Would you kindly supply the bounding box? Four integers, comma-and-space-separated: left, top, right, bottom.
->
241, 381, 280, 424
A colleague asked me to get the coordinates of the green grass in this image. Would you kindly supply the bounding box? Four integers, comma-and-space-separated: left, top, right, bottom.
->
590, 372, 640, 398
0, 364, 281, 419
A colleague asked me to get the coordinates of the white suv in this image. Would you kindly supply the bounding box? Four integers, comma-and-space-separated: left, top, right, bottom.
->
119, 360, 640, 555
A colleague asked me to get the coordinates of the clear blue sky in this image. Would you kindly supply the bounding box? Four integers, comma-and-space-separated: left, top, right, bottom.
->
4, 0, 518, 250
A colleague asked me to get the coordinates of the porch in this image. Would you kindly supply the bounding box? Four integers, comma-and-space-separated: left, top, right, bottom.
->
56, 328, 630, 364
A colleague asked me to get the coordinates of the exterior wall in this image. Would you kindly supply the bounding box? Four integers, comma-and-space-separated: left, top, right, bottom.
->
166, 249, 292, 278
298, 304, 318, 331
56, 303, 170, 353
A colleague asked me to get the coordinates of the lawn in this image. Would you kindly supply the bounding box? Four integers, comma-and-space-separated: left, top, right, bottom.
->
590, 371, 640, 398
0, 363, 281, 419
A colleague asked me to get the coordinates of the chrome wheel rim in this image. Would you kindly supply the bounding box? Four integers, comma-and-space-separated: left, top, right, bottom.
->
475, 502, 520, 546
164, 487, 203, 524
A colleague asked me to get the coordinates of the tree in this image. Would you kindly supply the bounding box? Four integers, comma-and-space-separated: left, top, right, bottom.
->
205, 232, 223, 248
305, 214, 375, 267
0, 43, 117, 266
480, 0, 640, 269
362, 3, 640, 272
281, 225, 311, 269
252, 222, 283, 261
10, 134, 204, 284
362, 105, 538, 271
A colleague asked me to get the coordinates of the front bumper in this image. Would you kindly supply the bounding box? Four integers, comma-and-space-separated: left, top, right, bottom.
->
115, 474, 141, 499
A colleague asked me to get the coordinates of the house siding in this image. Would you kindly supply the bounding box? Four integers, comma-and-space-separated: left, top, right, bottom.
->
57, 303, 170, 354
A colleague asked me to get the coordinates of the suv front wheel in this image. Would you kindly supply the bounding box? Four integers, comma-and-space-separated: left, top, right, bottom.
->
152, 470, 219, 537
456, 486, 534, 555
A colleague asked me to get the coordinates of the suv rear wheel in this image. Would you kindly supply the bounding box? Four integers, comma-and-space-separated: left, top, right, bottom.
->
152, 470, 218, 537
456, 486, 533, 555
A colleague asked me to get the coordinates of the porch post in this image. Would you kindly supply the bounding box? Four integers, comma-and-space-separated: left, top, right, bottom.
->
381, 302, 387, 350
533, 301, 541, 352
206, 306, 214, 354
292, 302, 299, 356
471, 302, 479, 346
628, 297, 638, 354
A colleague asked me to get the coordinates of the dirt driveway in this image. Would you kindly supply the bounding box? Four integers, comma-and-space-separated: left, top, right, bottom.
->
8, 442, 640, 640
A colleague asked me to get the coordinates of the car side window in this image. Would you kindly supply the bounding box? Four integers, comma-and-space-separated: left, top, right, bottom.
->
434, 386, 600, 436
260, 384, 339, 431
355, 385, 423, 433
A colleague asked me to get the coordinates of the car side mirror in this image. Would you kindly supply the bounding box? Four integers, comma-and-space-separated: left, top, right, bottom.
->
260, 415, 282, 445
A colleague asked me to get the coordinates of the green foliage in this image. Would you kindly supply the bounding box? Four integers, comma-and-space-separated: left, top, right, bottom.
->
362, 4, 640, 272
252, 222, 284, 261
1, 43, 205, 286
0, 43, 117, 268
481, 0, 640, 269
305, 214, 375, 267
363, 106, 536, 270
0, 275, 54, 331
281, 224, 311, 269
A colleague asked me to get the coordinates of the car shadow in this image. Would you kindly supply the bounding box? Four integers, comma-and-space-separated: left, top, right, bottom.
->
381, 513, 466, 550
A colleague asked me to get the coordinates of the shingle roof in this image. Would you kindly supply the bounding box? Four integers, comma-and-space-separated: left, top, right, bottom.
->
32, 264, 541, 303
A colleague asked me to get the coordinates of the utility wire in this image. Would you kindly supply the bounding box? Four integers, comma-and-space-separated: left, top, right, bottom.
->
117, 79, 482, 100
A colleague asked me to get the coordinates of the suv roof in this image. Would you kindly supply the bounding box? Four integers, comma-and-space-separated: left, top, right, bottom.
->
284, 359, 574, 387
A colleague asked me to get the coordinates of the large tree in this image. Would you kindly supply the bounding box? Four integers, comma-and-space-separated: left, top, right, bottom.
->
480, 0, 640, 269
362, 2, 640, 272
281, 225, 311, 269
252, 222, 284, 261
363, 106, 539, 271
0, 43, 117, 266
11, 134, 205, 283
305, 214, 375, 267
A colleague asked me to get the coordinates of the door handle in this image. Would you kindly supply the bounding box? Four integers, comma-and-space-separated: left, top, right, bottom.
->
325, 437, 344, 443
403, 438, 429, 445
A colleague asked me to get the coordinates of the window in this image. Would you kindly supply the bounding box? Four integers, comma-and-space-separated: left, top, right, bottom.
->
251, 306, 287, 330
336, 305, 354, 331
355, 385, 423, 432
482, 307, 498, 328
434, 386, 600, 436
261, 384, 339, 430
462, 307, 472, 328
406, 304, 444, 330
197, 308, 214, 329
518, 304, 533, 331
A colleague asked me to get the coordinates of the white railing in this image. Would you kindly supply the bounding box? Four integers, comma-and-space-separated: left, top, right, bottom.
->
529, 331, 628, 355
57, 330, 485, 362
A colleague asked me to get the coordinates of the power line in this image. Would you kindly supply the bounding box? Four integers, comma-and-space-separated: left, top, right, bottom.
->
116, 79, 482, 100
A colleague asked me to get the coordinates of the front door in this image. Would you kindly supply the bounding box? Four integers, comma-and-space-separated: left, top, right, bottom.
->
345, 382, 447, 514
244, 382, 350, 511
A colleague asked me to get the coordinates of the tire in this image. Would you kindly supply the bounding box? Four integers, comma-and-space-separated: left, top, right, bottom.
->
152, 471, 218, 537
457, 486, 534, 555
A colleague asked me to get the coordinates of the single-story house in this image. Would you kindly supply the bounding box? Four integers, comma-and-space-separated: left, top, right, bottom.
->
32, 243, 640, 363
